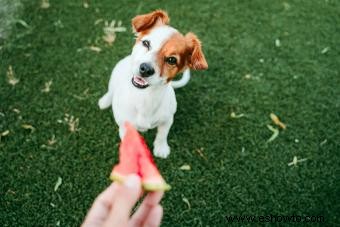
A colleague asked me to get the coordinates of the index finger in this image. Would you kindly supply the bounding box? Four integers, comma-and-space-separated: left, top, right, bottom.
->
82, 183, 118, 227
129, 191, 164, 226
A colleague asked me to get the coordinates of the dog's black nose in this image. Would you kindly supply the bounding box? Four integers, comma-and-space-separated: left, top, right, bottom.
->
139, 63, 155, 77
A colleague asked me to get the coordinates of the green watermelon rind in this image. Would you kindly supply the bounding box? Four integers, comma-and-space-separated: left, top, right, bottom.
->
143, 182, 171, 191
110, 172, 171, 191
110, 172, 124, 183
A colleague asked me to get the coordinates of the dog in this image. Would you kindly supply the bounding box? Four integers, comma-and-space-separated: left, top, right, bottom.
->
98, 10, 208, 158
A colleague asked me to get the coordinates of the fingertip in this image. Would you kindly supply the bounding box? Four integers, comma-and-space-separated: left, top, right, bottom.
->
144, 205, 163, 227
105, 174, 142, 226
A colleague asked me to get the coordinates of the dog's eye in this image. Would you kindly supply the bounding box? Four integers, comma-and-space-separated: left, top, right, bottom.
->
165, 57, 177, 65
142, 40, 150, 50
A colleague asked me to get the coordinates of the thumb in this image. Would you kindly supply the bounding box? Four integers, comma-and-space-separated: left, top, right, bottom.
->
104, 174, 142, 227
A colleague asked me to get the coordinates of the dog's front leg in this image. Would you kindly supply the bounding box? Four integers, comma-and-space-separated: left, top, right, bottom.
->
153, 118, 173, 158
118, 125, 126, 139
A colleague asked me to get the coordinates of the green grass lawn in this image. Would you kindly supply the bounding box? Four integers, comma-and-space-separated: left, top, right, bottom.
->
1, 0, 339, 226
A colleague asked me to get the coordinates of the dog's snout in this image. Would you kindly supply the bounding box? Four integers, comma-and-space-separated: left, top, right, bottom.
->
139, 63, 155, 77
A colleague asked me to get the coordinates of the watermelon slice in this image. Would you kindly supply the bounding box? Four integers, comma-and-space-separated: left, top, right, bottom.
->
110, 122, 171, 191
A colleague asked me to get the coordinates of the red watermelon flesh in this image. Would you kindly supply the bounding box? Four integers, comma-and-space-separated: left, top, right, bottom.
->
109, 123, 140, 182
110, 122, 170, 191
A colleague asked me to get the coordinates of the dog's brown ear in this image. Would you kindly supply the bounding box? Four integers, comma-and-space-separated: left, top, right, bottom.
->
185, 32, 208, 70
132, 10, 169, 33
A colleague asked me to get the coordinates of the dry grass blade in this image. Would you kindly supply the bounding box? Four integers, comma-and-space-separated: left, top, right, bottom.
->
266, 125, 279, 143
288, 156, 308, 166
64, 114, 80, 132
41, 80, 53, 93
88, 46, 101, 52
12, 108, 20, 113
48, 135, 57, 145
195, 147, 208, 161
21, 124, 35, 132
1, 130, 10, 137
182, 196, 191, 210
7, 65, 19, 86
41, 0, 50, 9
179, 164, 191, 171
230, 112, 245, 119
54, 177, 62, 191
275, 38, 281, 47
94, 19, 103, 25
321, 47, 330, 54
103, 20, 126, 45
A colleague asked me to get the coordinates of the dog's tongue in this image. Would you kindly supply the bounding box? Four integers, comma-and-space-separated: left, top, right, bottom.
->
134, 76, 147, 85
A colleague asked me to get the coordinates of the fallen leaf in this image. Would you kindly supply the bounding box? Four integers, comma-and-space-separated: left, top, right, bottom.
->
195, 147, 208, 161
230, 112, 245, 119
321, 47, 330, 54
7, 65, 19, 86
64, 114, 80, 132
54, 177, 62, 191
53, 20, 64, 28
266, 125, 279, 143
179, 164, 191, 171
48, 135, 57, 145
320, 139, 327, 146
40, 144, 57, 150
12, 108, 20, 114
21, 124, 35, 132
94, 19, 104, 25
16, 19, 30, 28
88, 46, 101, 53
288, 156, 308, 166
182, 196, 191, 210
244, 74, 252, 79
41, 0, 50, 9
270, 113, 286, 129
102, 20, 126, 45
275, 38, 281, 47
41, 80, 53, 93
1, 130, 10, 137
283, 2, 290, 10
103, 34, 116, 45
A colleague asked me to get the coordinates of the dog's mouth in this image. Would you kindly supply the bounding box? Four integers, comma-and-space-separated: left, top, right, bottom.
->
132, 75, 149, 89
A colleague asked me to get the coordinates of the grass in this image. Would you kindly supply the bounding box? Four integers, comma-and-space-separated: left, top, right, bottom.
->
1, 0, 339, 226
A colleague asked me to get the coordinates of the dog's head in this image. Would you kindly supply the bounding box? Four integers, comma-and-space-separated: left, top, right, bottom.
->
130, 10, 208, 89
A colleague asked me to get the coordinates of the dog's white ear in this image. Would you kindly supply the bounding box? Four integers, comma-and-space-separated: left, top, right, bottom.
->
185, 32, 208, 70
132, 10, 169, 33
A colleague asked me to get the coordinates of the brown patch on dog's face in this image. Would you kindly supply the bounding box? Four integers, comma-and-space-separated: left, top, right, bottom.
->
157, 32, 208, 82
157, 33, 190, 82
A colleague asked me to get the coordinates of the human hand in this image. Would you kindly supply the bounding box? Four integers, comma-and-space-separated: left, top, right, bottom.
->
82, 174, 164, 227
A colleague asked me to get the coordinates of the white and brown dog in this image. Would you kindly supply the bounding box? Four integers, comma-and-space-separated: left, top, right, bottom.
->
98, 10, 208, 158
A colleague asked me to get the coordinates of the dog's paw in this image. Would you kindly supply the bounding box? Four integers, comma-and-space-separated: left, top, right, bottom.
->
153, 142, 170, 159
98, 99, 105, 109
98, 93, 111, 110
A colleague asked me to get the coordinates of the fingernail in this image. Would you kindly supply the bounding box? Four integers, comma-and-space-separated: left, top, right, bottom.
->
124, 174, 140, 189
